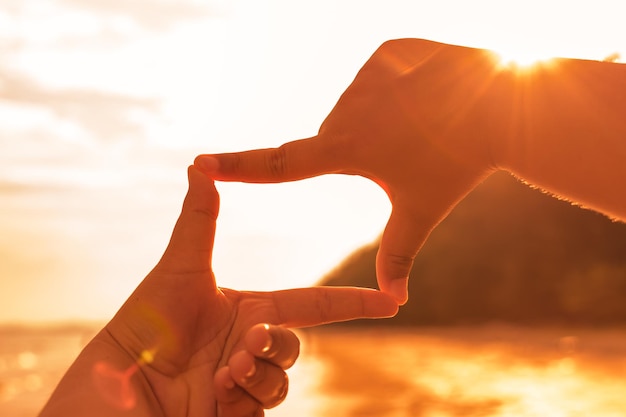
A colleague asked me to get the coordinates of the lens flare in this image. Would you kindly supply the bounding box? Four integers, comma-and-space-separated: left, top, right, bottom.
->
92, 349, 156, 410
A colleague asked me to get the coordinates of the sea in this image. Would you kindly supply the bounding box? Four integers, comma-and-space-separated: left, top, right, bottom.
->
2, 323, 626, 417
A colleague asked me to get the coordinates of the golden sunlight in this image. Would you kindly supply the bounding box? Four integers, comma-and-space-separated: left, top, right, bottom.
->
493, 46, 556, 69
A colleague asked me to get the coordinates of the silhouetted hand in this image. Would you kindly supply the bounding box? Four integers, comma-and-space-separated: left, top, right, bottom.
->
40, 166, 398, 417
195, 39, 508, 304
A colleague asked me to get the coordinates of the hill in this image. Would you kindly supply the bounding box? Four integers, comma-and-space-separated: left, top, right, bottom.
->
320, 171, 626, 326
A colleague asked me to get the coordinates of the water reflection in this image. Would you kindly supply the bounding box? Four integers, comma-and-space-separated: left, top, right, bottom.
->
285, 326, 626, 417
2, 325, 626, 417
0, 324, 98, 416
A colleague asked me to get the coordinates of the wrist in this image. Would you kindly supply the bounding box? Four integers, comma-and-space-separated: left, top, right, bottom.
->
474, 56, 521, 174
436, 43, 512, 178
39, 329, 161, 417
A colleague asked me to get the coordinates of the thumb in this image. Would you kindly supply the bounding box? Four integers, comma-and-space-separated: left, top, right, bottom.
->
156, 166, 220, 275
377, 204, 435, 305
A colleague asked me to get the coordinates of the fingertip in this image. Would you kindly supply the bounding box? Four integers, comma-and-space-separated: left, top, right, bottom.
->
185, 165, 219, 216
377, 208, 427, 305
387, 279, 409, 306
362, 288, 401, 316
215, 366, 263, 417
228, 350, 257, 385
156, 166, 220, 273
377, 290, 402, 315
215, 366, 236, 392
376, 251, 411, 305
244, 324, 300, 370
188, 163, 215, 186
245, 324, 273, 356
194, 155, 220, 176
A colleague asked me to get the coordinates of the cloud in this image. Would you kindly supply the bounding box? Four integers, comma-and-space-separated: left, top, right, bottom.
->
0, 68, 160, 141
1, 0, 218, 51
58, 0, 215, 31
0, 179, 63, 195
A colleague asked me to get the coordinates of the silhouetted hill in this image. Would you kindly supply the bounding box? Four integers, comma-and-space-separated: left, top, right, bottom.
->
320, 172, 626, 326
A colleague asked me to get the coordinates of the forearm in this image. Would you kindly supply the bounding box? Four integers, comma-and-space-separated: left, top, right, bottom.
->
493, 57, 626, 221
39, 328, 162, 417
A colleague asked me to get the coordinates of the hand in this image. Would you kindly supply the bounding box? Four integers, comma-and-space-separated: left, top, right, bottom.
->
194, 39, 509, 304
100, 166, 398, 417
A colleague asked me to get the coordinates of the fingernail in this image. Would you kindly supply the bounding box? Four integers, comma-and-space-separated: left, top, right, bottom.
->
261, 325, 273, 354
261, 337, 272, 354
389, 278, 408, 305
244, 361, 256, 379
195, 156, 219, 174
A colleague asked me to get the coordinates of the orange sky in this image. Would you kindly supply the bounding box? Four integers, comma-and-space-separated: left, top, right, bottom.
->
1, 0, 625, 323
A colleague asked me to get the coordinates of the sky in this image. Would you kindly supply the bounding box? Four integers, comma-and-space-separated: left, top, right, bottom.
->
1, 0, 625, 323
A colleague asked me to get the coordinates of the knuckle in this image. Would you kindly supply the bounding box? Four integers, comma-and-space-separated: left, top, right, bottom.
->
385, 252, 415, 279
388, 252, 416, 267
266, 145, 289, 178
191, 206, 218, 222
313, 288, 334, 324
271, 328, 300, 369
223, 152, 242, 175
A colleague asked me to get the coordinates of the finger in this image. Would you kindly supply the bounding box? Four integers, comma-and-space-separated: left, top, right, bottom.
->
156, 166, 219, 278
270, 287, 398, 328
194, 136, 343, 182
214, 366, 264, 417
377, 204, 434, 305
228, 350, 289, 409
245, 324, 300, 369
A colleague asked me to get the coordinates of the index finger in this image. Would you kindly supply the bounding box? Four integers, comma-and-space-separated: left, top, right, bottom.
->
269, 286, 398, 328
194, 136, 343, 182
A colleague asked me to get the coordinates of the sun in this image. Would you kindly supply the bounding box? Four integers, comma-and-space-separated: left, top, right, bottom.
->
498, 52, 547, 68
490, 43, 559, 70
495, 49, 555, 69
